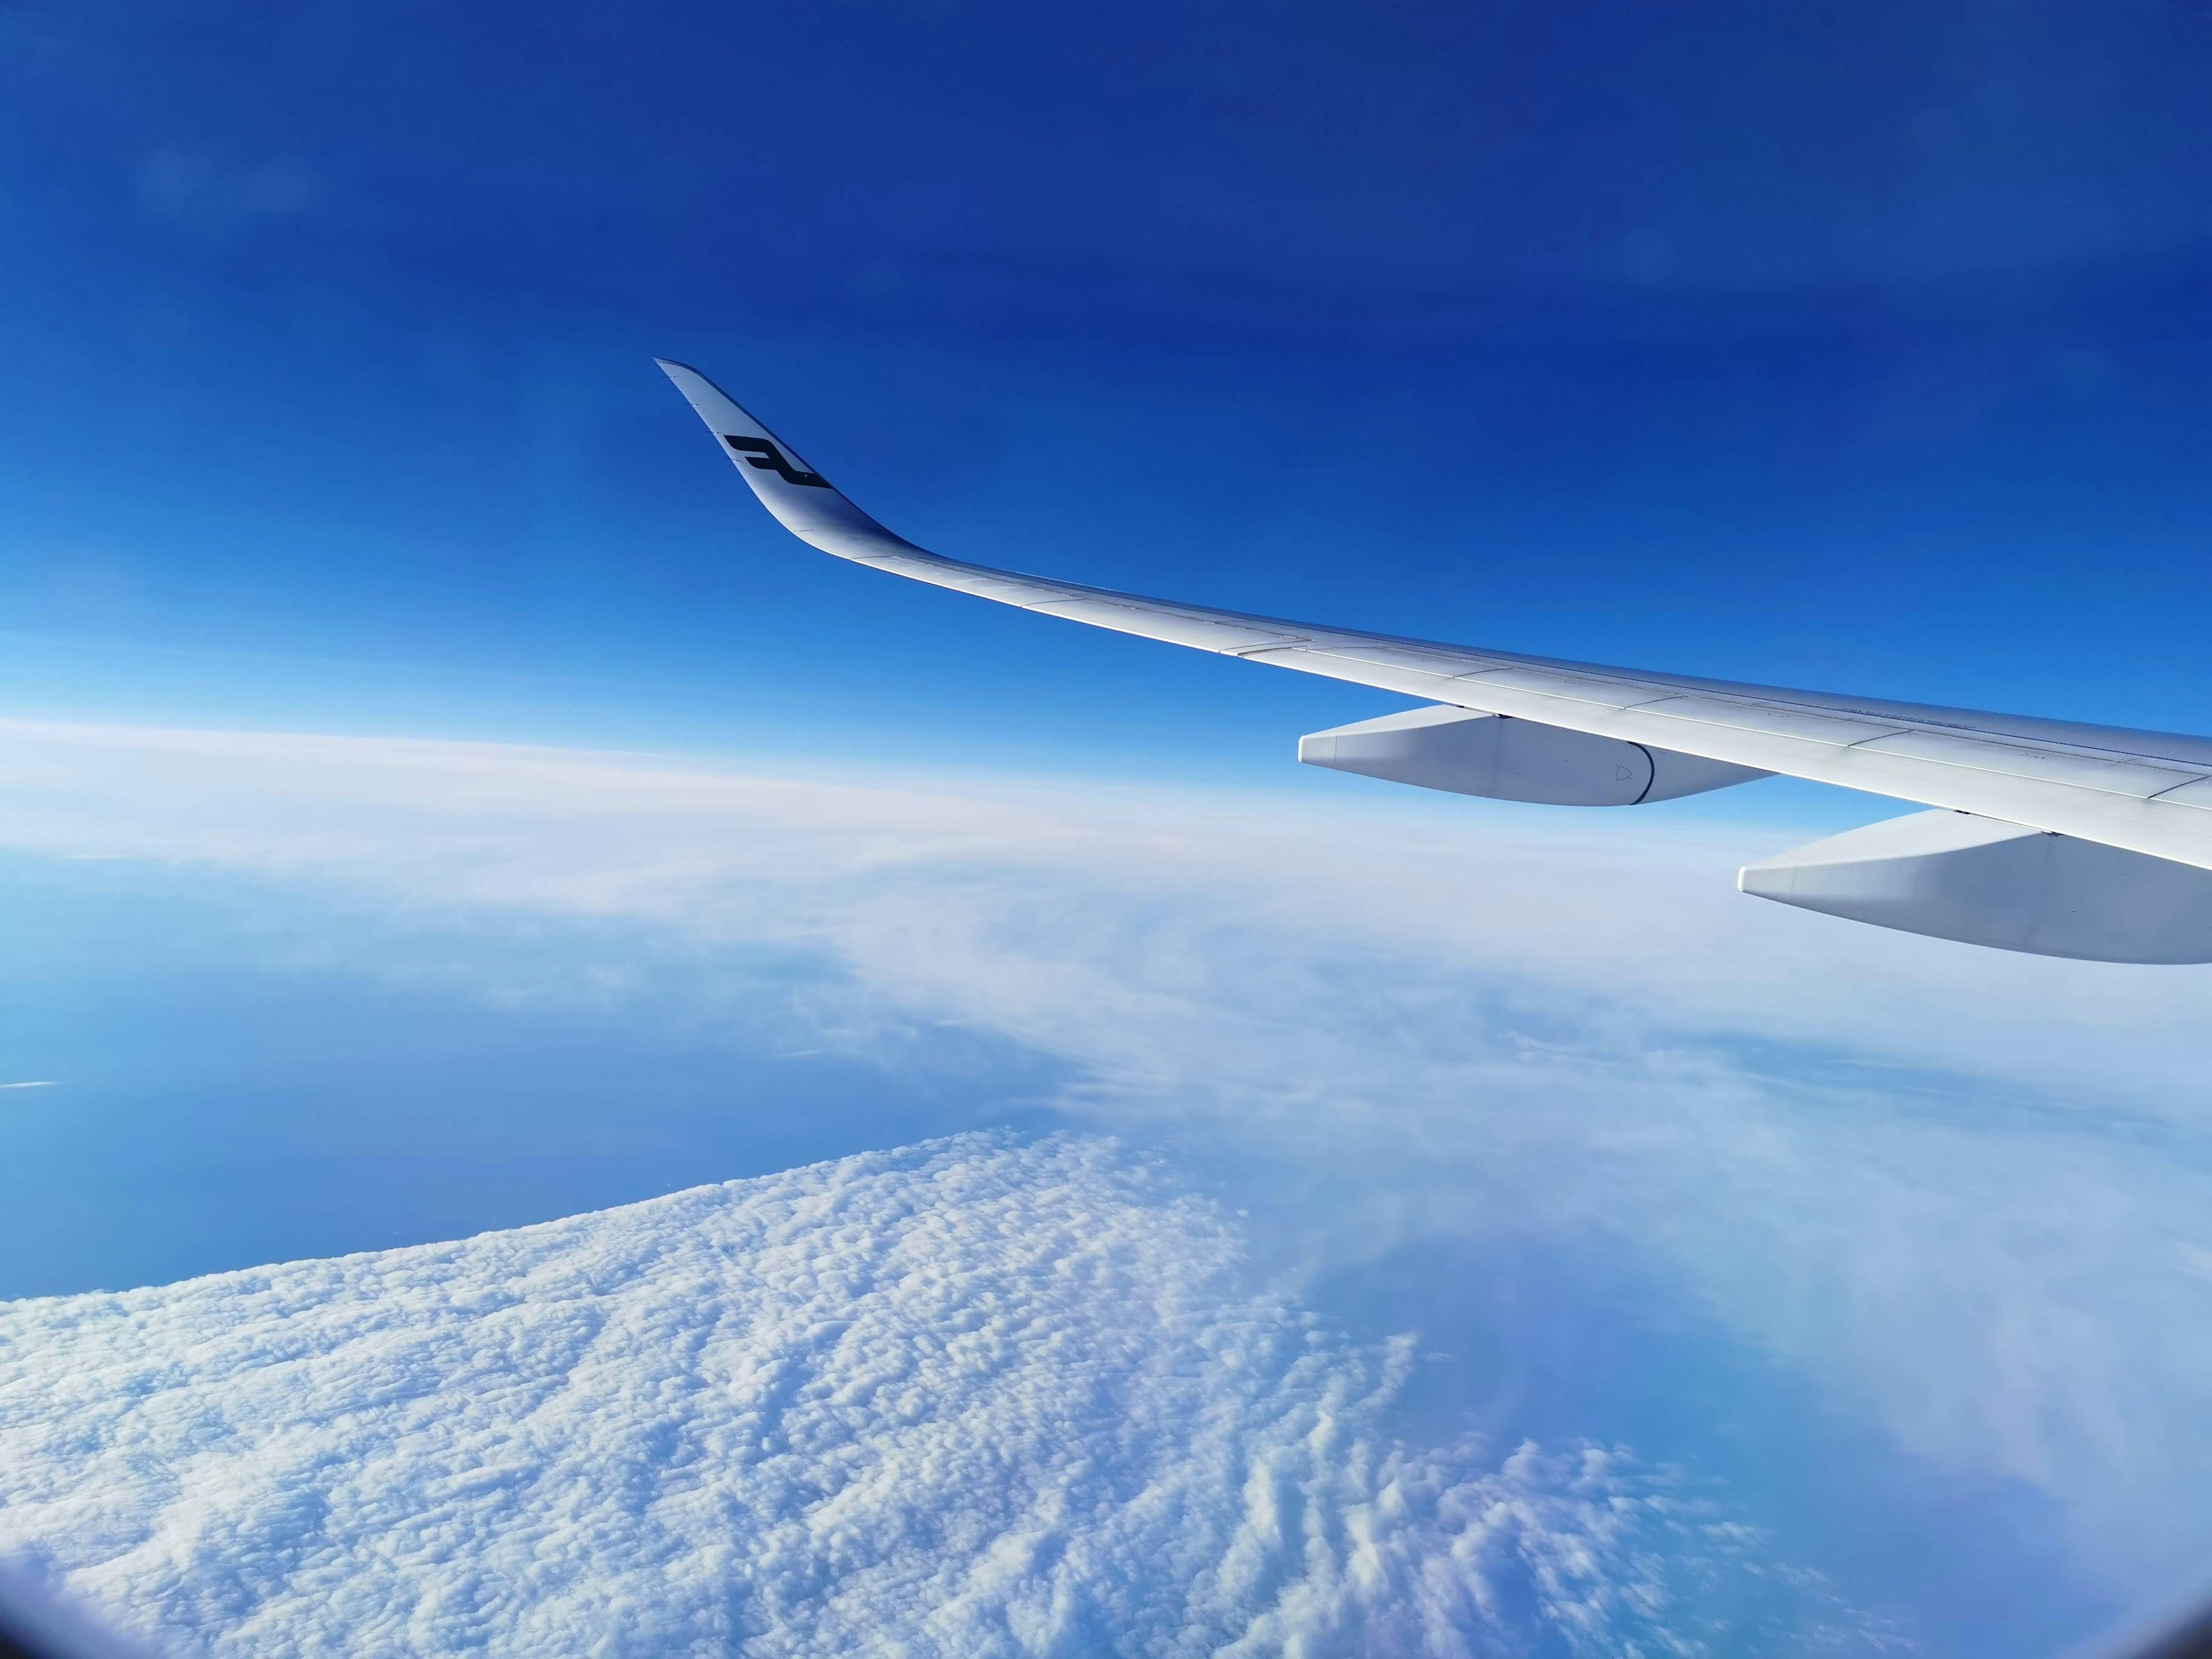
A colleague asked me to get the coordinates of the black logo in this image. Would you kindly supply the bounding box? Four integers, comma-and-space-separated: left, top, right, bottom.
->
724, 434, 830, 488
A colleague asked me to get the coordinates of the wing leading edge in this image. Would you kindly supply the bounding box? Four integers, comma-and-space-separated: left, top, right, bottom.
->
658, 359, 2212, 960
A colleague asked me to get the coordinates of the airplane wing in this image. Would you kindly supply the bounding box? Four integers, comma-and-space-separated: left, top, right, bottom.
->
658, 359, 2212, 962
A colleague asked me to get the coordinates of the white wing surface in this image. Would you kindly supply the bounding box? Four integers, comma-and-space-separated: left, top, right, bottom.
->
660, 359, 2212, 959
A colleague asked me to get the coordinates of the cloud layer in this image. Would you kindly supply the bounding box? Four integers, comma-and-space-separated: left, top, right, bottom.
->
0, 715, 2199, 1110
3, 717, 2208, 1631
0, 1135, 1850, 1657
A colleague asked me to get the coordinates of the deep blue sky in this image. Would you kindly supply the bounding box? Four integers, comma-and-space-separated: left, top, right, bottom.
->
5, 0, 2212, 775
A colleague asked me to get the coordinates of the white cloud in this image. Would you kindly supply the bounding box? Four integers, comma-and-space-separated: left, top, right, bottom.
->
0, 1135, 1859, 1657
0, 715, 2196, 1109
3, 717, 2209, 1609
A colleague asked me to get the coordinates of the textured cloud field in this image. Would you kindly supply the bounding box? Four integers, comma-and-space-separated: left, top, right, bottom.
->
3, 717, 2210, 1651
0, 1135, 1850, 1657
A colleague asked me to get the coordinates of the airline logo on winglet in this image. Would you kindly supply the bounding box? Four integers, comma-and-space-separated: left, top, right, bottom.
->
725, 434, 831, 488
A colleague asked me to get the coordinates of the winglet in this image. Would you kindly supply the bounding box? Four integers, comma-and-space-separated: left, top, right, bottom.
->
654, 359, 912, 559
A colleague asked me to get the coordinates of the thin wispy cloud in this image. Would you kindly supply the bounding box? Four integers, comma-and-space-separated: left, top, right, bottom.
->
0, 714, 2196, 1105
137, 147, 318, 236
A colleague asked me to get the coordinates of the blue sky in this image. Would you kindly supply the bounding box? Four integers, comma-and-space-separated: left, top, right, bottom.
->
5, 0, 2212, 758
5, 6, 2212, 1656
